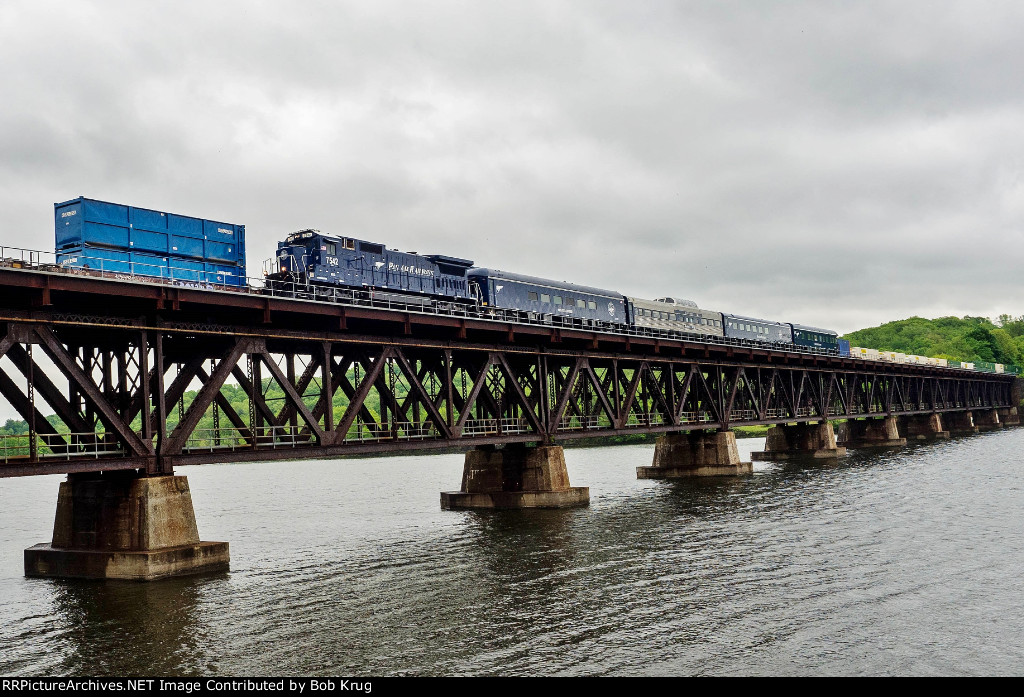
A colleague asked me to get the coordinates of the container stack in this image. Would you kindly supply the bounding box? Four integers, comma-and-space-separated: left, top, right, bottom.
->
54, 197, 246, 287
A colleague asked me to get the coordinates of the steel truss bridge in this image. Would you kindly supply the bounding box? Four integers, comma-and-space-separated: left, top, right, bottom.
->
0, 265, 1018, 478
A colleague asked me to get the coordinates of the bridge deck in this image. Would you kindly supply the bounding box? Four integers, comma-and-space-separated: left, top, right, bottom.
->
0, 267, 1017, 477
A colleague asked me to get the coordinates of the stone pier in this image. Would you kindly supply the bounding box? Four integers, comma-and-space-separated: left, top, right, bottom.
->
636, 430, 752, 478
974, 409, 1002, 431
751, 422, 846, 460
945, 411, 979, 435
440, 444, 589, 509
997, 406, 1021, 426
900, 413, 950, 441
25, 472, 229, 581
837, 416, 907, 448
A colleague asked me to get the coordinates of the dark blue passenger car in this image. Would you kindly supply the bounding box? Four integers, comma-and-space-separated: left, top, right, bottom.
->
271, 230, 475, 300
790, 324, 839, 352
467, 269, 627, 325
722, 313, 792, 344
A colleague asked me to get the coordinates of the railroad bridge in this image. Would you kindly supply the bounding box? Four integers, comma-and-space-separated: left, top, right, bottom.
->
1, 264, 1019, 580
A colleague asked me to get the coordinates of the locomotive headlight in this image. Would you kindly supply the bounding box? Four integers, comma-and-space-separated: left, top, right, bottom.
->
281, 266, 287, 273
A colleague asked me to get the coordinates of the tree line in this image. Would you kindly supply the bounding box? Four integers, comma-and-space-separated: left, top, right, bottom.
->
843, 315, 1024, 366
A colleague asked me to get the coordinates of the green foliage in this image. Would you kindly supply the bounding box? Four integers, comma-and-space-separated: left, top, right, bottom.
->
842, 315, 1024, 367
1, 419, 28, 435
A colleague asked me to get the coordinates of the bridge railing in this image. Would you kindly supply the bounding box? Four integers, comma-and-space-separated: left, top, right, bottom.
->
461, 418, 531, 436
0, 432, 125, 462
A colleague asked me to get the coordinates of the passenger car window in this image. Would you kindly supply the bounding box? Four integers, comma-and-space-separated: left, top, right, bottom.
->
588, 301, 597, 310
528, 291, 539, 301
553, 296, 562, 305
541, 294, 550, 303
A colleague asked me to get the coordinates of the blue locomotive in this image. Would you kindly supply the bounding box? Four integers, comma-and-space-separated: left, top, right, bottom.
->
270, 229, 474, 300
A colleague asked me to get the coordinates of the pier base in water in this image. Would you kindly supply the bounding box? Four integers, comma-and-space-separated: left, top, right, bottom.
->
637, 431, 752, 478
441, 445, 589, 509
751, 422, 846, 460
997, 407, 1020, 427
974, 409, 1002, 432
837, 416, 907, 449
945, 411, 980, 435
25, 472, 229, 581
901, 413, 950, 441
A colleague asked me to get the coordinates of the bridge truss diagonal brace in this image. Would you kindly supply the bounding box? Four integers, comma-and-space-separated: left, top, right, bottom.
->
547, 357, 583, 433
162, 338, 253, 455
33, 325, 152, 457
580, 359, 617, 430
454, 353, 499, 435
393, 349, 454, 439
335, 347, 392, 442
4, 343, 93, 435
0, 326, 16, 362
673, 366, 698, 424
194, 365, 253, 445
254, 349, 327, 444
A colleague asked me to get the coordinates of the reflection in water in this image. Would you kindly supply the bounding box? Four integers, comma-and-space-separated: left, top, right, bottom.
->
46, 577, 212, 675
1, 431, 1024, 675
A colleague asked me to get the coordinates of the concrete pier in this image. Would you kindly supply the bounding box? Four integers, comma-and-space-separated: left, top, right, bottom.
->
751, 422, 846, 460
25, 472, 229, 581
945, 411, 980, 435
837, 416, 907, 448
636, 430, 752, 478
997, 406, 1021, 426
441, 444, 589, 509
900, 413, 950, 441
974, 409, 1002, 431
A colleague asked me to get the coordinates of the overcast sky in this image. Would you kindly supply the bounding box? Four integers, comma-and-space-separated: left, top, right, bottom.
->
2, 0, 1023, 335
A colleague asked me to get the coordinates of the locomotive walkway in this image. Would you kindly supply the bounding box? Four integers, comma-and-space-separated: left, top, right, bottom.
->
0, 264, 1018, 580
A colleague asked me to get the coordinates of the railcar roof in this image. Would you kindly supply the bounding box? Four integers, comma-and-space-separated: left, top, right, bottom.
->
790, 323, 839, 335
721, 312, 788, 325
468, 268, 623, 298
627, 296, 712, 311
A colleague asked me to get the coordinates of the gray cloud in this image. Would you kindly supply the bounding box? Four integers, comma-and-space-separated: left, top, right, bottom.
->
1, 0, 1023, 337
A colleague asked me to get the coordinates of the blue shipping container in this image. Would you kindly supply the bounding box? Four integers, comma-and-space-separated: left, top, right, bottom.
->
54, 196, 246, 273
57, 246, 132, 275
58, 244, 244, 286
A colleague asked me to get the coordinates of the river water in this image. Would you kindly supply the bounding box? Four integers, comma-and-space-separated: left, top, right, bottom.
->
1, 429, 1023, 676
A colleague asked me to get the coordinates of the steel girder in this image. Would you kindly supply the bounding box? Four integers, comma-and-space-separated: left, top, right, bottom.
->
0, 320, 1016, 477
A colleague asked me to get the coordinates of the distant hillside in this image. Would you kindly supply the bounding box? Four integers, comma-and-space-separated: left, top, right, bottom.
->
842, 315, 1024, 366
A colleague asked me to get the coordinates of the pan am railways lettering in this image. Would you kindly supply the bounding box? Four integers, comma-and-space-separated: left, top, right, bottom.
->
388, 262, 434, 277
